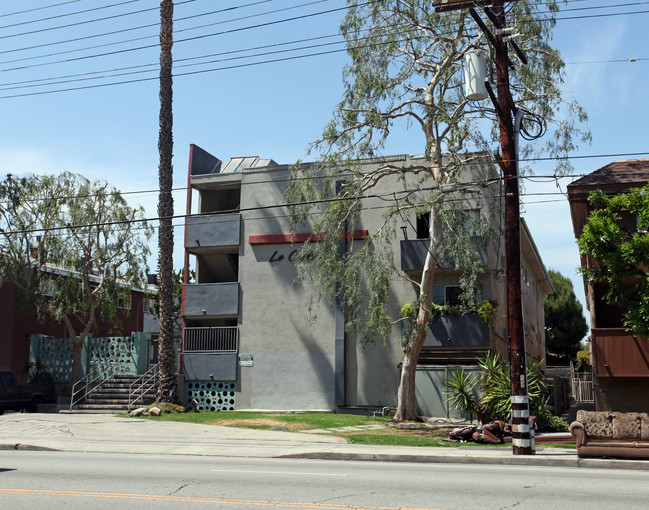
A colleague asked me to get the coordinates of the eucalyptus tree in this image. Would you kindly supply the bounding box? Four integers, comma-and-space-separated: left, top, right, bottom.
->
287, 1, 589, 421
0, 173, 153, 387
156, 0, 177, 403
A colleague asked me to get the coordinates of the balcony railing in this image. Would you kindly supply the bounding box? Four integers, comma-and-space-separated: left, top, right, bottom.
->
400, 238, 487, 273
184, 326, 239, 352
183, 282, 240, 317
185, 213, 240, 252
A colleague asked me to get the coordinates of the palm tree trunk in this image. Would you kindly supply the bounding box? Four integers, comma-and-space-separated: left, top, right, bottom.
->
157, 0, 178, 403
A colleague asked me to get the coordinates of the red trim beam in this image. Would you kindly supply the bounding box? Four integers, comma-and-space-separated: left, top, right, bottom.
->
249, 230, 368, 245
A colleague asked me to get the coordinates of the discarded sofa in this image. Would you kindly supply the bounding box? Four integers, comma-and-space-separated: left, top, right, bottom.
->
570, 410, 649, 459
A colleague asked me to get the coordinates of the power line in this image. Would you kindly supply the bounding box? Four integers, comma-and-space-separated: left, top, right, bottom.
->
1, 6, 646, 98
4, 0, 644, 71
0, 1, 82, 19
0, 181, 612, 238
0, 0, 198, 39
0, 31, 645, 94
9, 153, 649, 223
0, 45, 350, 99
0, 35, 355, 92
0, 0, 274, 59
0, 32, 342, 89
1, 0, 645, 81
2, 151, 648, 206
0, 0, 334, 64
0, 0, 350, 77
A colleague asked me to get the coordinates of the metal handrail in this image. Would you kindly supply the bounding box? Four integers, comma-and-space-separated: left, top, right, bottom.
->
69, 361, 118, 410
128, 364, 159, 410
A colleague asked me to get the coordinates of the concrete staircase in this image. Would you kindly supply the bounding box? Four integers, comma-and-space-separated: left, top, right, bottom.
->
67, 374, 157, 414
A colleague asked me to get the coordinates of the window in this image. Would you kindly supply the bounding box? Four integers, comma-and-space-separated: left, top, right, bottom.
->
463, 209, 480, 236
432, 285, 462, 306
416, 213, 430, 239
43, 280, 57, 297
118, 294, 132, 310
432, 286, 445, 305
445, 286, 462, 306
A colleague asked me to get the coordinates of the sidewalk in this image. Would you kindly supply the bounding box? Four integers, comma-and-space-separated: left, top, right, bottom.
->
1, 412, 648, 471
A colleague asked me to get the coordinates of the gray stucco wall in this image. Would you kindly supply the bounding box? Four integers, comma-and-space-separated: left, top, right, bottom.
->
184, 155, 548, 413
236, 169, 338, 410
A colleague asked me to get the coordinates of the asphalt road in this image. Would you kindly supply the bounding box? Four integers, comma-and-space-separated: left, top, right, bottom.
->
1, 451, 649, 509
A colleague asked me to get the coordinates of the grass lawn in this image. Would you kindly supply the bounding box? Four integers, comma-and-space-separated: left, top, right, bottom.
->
128, 410, 575, 448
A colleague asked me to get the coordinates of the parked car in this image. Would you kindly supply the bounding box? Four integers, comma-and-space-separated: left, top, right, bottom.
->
0, 370, 56, 414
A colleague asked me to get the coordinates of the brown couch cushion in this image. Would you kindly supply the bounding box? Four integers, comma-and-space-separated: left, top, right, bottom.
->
577, 410, 613, 439
611, 412, 641, 439
641, 413, 649, 441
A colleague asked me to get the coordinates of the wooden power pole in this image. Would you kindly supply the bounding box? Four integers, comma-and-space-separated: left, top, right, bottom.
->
491, 0, 531, 456
435, 0, 532, 454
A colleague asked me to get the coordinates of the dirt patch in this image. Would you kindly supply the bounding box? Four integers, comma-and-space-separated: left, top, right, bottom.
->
206, 418, 309, 432
342, 426, 454, 438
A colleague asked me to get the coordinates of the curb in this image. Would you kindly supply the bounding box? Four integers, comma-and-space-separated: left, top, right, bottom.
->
279, 451, 649, 470
279, 451, 578, 467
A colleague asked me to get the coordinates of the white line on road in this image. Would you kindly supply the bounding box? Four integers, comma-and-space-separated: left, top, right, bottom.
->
210, 469, 348, 477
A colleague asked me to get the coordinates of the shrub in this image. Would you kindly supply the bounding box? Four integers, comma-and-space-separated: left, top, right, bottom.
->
444, 352, 548, 424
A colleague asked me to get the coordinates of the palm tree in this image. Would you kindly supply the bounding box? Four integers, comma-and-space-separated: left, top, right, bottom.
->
157, 0, 178, 403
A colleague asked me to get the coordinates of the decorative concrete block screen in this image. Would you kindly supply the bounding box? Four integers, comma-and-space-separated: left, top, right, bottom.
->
33, 333, 148, 383
88, 336, 137, 374
38, 336, 75, 383
185, 381, 236, 411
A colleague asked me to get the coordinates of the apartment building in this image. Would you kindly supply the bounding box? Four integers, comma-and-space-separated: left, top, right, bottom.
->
180, 144, 551, 416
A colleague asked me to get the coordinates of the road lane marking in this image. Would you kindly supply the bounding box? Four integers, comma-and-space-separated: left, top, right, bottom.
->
0, 488, 439, 510
209, 470, 348, 476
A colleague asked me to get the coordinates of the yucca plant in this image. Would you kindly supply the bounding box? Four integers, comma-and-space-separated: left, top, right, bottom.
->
442, 368, 488, 423
445, 353, 548, 424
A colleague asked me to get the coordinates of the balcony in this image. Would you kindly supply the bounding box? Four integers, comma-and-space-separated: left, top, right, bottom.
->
592, 328, 649, 377
424, 313, 490, 348
185, 213, 240, 253
183, 283, 239, 318
182, 326, 239, 381
400, 239, 487, 273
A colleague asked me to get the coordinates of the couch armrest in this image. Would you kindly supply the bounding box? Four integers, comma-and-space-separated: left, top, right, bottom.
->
570, 421, 586, 447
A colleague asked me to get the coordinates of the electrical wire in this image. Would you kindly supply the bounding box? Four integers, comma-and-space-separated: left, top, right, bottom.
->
1, 0, 644, 73
2, 164, 647, 237
0, 1, 82, 20
0, 0, 282, 58
518, 108, 546, 141
2, 151, 649, 207
0, 0, 196, 39
0, 32, 343, 89
0, 1, 353, 77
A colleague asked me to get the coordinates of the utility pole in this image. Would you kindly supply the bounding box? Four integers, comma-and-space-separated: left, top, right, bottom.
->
435, 0, 531, 454
491, 0, 531, 456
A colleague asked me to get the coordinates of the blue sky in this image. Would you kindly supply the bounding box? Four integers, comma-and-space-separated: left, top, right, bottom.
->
0, 1, 647, 321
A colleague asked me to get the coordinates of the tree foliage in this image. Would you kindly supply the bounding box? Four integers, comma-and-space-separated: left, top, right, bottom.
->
578, 186, 649, 338
0, 172, 153, 385
287, 1, 589, 420
544, 269, 589, 361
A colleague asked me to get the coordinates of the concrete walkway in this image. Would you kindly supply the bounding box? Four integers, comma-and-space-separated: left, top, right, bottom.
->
1, 412, 647, 471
